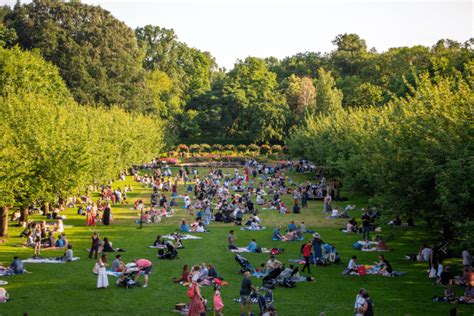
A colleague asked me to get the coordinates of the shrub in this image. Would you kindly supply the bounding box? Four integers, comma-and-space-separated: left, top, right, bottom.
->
176, 144, 189, 153
248, 144, 260, 153
224, 144, 235, 151
189, 144, 200, 153
271, 145, 282, 153
200, 143, 211, 153
282, 146, 289, 154
167, 150, 177, 157
260, 144, 271, 155
212, 144, 223, 151
161, 157, 179, 164
237, 144, 247, 152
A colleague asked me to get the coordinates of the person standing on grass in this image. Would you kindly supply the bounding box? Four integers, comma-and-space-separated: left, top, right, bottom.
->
97, 254, 109, 289
188, 274, 205, 316
102, 203, 111, 226
362, 212, 371, 240
135, 258, 152, 288
240, 271, 256, 316
301, 241, 312, 274
89, 232, 100, 260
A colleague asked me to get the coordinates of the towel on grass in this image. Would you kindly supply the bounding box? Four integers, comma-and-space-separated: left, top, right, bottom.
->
0, 280, 7, 285
272, 237, 304, 242
106, 270, 122, 277
23, 257, 80, 264
148, 245, 166, 249
163, 234, 202, 240
230, 247, 270, 254
240, 226, 266, 231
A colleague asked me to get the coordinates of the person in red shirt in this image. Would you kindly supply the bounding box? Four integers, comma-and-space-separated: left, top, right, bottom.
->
135, 258, 152, 288
302, 241, 313, 274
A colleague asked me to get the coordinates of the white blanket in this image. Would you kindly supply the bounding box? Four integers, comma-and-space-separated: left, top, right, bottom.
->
240, 227, 266, 231
148, 245, 166, 249
230, 247, 270, 254
163, 234, 202, 240
23, 257, 80, 264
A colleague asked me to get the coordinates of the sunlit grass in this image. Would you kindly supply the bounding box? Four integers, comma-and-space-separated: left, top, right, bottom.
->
0, 167, 470, 315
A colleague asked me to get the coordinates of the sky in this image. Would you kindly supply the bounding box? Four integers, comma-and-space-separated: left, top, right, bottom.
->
3, 0, 473, 69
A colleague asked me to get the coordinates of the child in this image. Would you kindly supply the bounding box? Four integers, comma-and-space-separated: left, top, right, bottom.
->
213, 284, 224, 316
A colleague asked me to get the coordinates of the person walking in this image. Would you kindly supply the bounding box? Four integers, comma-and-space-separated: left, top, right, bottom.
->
301, 241, 313, 274
240, 271, 256, 316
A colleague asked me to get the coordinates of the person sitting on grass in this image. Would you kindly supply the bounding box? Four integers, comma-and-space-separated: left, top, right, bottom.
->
288, 221, 297, 231
153, 235, 165, 247
247, 239, 258, 252
180, 219, 190, 233
272, 225, 283, 241
111, 254, 125, 272
376, 254, 393, 276
438, 265, 455, 286
10, 256, 25, 274
173, 264, 191, 284
346, 255, 359, 275
62, 244, 74, 262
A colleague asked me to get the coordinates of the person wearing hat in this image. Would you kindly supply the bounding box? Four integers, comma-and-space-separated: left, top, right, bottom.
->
312, 233, 324, 266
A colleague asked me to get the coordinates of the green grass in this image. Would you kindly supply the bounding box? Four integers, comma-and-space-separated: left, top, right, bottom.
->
0, 167, 471, 315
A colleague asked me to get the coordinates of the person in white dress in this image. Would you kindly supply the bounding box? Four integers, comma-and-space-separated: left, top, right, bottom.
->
97, 254, 109, 289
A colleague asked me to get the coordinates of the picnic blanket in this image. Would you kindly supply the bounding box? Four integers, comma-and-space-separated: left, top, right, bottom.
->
23, 257, 80, 264
361, 248, 389, 252
230, 247, 270, 254
85, 248, 126, 252
273, 237, 304, 241
148, 245, 166, 249
0, 280, 7, 285
0, 270, 13, 276
240, 226, 266, 231
163, 234, 202, 240
106, 270, 122, 277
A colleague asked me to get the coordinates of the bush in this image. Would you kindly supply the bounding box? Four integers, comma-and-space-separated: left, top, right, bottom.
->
271, 145, 282, 154
200, 143, 211, 153
237, 144, 247, 152
248, 144, 260, 153
167, 150, 177, 157
161, 157, 179, 165
282, 146, 289, 154
260, 144, 271, 155
212, 144, 223, 151
224, 144, 235, 151
189, 144, 200, 153
176, 144, 189, 153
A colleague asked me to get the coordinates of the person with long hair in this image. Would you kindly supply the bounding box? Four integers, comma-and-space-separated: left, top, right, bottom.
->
97, 254, 109, 289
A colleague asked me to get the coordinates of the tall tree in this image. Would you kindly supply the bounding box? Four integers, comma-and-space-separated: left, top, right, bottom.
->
314, 68, 343, 114
5, 0, 151, 112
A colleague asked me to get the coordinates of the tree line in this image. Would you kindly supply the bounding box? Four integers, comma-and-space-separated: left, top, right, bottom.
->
0, 46, 164, 238
1, 1, 471, 143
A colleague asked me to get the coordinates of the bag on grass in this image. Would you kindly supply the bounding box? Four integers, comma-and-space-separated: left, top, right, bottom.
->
357, 265, 367, 276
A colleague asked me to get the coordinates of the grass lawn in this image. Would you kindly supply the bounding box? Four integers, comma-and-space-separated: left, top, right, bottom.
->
0, 166, 471, 316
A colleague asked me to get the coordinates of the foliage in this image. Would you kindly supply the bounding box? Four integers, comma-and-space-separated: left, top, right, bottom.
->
248, 144, 260, 153
271, 144, 282, 153
224, 144, 235, 151
176, 144, 189, 153
5, 0, 152, 112
199, 143, 211, 153
0, 46, 164, 224
288, 72, 473, 234
236, 144, 247, 152
260, 144, 271, 155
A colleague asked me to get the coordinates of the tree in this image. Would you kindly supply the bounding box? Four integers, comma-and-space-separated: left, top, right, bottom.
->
314, 68, 343, 114
348, 82, 384, 107
6, 0, 151, 112
283, 75, 316, 116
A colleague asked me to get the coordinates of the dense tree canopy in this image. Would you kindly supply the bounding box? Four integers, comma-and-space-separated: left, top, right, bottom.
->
0, 46, 164, 236
5, 0, 152, 112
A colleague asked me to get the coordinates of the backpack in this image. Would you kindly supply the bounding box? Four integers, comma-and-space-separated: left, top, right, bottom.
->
187, 284, 195, 299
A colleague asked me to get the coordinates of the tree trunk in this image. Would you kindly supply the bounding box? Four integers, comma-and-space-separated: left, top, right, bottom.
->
20, 207, 29, 224
0, 206, 8, 238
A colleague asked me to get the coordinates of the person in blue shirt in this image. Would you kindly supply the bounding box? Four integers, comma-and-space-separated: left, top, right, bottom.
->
10, 256, 24, 274
55, 234, 65, 248
272, 225, 283, 240
247, 239, 258, 252
180, 219, 190, 232
288, 221, 297, 231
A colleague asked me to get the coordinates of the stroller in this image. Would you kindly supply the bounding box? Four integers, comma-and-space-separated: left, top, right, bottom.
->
158, 241, 178, 260
116, 263, 141, 289
235, 254, 254, 273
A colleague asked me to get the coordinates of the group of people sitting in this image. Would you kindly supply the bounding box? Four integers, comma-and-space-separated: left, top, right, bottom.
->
19, 220, 68, 257
344, 254, 394, 276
